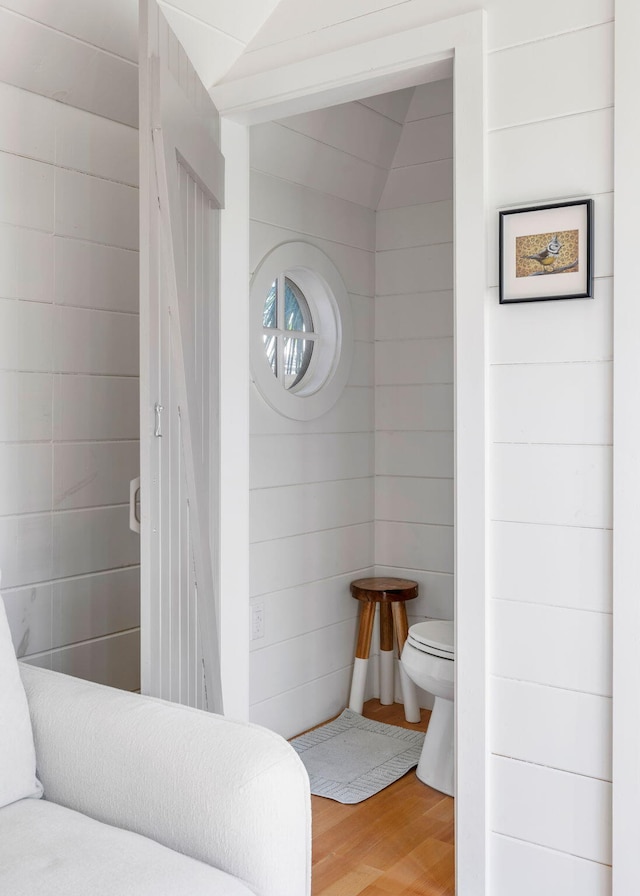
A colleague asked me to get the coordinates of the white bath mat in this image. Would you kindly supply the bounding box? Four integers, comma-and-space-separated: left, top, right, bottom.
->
290, 709, 425, 804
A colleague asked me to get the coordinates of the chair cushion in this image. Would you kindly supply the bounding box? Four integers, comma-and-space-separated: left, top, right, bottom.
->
0, 799, 256, 896
0, 595, 42, 808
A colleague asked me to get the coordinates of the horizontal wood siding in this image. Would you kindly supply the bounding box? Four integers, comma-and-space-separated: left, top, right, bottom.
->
0, 5, 137, 127
249, 97, 405, 737
491, 677, 612, 781
484, 6, 614, 884
0, 7, 139, 693
374, 81, 454, 706
492, 756, 612, 865
491, 834, 611, 896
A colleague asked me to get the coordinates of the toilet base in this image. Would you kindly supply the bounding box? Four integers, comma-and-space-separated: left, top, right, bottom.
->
416, 695, 454, 797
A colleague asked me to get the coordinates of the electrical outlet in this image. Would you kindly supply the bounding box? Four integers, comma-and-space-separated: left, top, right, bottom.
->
251, 602, 265, 640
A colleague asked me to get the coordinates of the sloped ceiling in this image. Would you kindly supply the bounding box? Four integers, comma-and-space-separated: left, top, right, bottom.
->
157, 0, 283, 89
270, 86, 416, 210
220, 0, 415, 84
0, 0, 288, 92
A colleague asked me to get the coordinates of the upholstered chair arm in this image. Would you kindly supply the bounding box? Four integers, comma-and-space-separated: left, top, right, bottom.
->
20, 664, 311, 896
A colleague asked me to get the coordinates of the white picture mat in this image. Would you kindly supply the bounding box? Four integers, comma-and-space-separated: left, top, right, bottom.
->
501, 203, 589, 301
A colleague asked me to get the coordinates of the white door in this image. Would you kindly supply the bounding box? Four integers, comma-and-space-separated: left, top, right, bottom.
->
139, 0, 224, 712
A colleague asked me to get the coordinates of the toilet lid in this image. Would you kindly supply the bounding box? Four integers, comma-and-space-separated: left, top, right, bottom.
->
407, 621, 454, 658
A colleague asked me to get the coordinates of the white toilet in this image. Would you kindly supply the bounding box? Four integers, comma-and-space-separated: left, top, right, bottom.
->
401, 620, 454, 797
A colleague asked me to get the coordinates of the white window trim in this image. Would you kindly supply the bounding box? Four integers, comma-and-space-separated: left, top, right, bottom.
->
250, 241, 354, 421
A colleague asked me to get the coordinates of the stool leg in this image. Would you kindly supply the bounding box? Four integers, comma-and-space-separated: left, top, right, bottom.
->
349, 601, 376, 714
379, 602, 394, 705
391, 602, 421, 723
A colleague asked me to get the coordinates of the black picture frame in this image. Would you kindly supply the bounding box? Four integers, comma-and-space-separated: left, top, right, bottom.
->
499, 198, 593, 304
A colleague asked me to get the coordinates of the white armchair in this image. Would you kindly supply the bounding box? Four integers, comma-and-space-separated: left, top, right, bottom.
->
0, 602, 311, 896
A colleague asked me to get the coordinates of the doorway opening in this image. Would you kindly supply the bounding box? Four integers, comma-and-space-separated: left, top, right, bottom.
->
216, 11, 486, 893
248, 76, 455, 744
246, 70, 456, 894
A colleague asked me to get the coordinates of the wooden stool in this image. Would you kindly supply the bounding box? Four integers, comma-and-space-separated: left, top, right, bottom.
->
348, 577, 421, 723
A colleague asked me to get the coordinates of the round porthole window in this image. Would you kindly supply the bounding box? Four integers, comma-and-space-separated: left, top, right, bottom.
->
262, 275, 315, 392
251, 242, 353, 421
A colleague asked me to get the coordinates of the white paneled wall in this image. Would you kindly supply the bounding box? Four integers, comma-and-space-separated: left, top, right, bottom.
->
375, 80, 454, 699
486, 10, 614, 890
249, 92, 413, 738
249, 84, 457, 732
0, 4, 140, 690
0, 4, 138, 127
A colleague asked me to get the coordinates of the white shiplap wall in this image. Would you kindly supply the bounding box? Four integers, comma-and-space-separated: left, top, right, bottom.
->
0, 3, 140, 690
375, 80, 454, 692
231, 0, 615, 891
487, 14, 614, 893
248, 92, 412, 738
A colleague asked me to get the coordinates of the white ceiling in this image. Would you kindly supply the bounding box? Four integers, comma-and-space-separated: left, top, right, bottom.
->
157, 0, 283, 89
0, 1, 448, 107
0, 0, 286, 90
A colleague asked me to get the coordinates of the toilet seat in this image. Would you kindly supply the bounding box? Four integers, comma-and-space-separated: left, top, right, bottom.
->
407, 621, 454, 659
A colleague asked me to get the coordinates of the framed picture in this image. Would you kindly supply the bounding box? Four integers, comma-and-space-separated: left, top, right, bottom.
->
499, 198, 593, 304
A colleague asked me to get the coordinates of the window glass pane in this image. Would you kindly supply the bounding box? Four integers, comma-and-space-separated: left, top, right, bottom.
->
263, 281, 277, 329
284, 278, 313, 332
263, 333, 277, 377
283, 337, 313, 390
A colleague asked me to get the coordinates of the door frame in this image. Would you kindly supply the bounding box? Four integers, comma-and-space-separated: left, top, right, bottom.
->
214, 11, 487, 893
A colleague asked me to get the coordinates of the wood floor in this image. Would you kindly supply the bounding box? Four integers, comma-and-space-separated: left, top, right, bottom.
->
309, 700, 455, 896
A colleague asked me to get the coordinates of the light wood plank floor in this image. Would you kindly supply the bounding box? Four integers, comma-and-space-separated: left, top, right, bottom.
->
309, 700, 454, 896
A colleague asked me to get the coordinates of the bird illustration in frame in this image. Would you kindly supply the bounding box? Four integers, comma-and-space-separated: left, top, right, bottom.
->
521, 233, 562, 269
